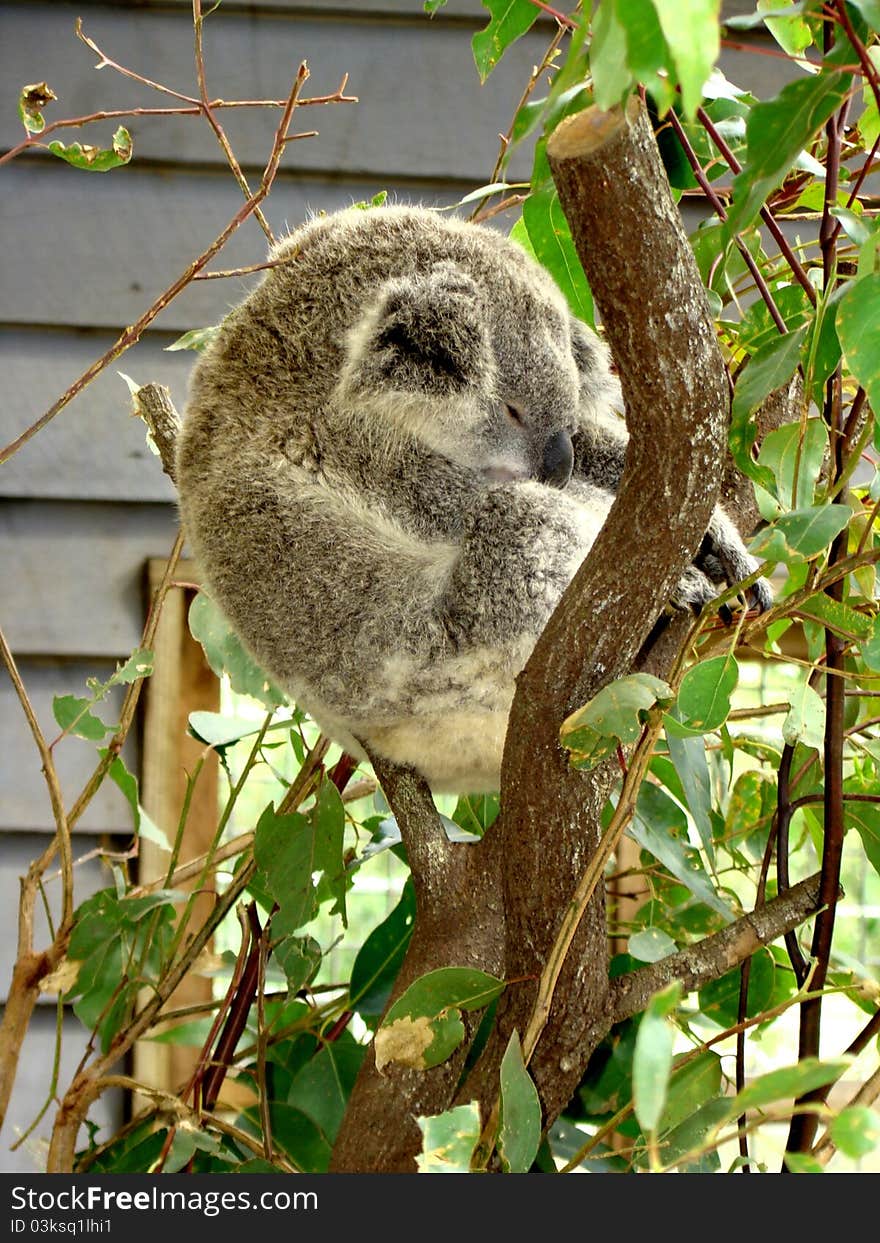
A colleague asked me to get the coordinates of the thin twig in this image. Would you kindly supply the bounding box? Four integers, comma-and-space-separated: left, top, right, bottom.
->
0, 63, 310, 467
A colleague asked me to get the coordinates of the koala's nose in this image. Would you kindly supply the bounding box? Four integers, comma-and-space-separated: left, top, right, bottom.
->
540, 429, 574, 488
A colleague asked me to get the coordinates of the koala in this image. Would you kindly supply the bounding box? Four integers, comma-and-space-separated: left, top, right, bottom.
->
175, 204, 770, 793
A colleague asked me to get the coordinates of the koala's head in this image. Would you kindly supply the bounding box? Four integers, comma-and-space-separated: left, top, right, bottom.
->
335, 226, 615, 489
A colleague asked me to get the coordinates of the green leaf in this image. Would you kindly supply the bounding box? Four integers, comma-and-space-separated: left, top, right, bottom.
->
187, 710, 268, 748
451, 793, 499, 838
189, 592, 286, 708
628, 927, 678, 962
783, 1151, 825, 1173
731, 1057, 850, 1113
288, 1035, 365, 1144
471, 0, 539, 83
312, 781, 347, 921
274, 934, 322, 994
676, 653, 739, 733
630, 782, 732, 916
522, 183, 594, 324
590, 0, 634, 112
758, 0, 814, 56
254, 807, 318, 931
350, 880, 416, 1016
863, 616, 880, 671
19, 81, 56, 133
797, 593, 874, 642
165, 326, 220, 353
757, 419, 828, 513
847, 0, 880, 27
782, 679, 826, 750
376, 967, 506, 1072
416, 1102, 481, 1173
47, 125, 133, 172
698, 949, 776, 1028
836, 274, 880, 425
726, 69, 850, 237
52, 694, 111, 741
616, 0, 675, 115
665, 729, 715, 866
750, 504, 851, 563
657, 1097, 729, 1170
632, 982, 681, 1134
261, 1102, 331, 1172
561, 673, 674, 770
164, 1125, 221, 1174
103, 752, 172, 852
658, 1051, 723, 1136
499, 1031, 542, 1173
830, 1106, 880, 1159
651, 0, 721, 119
729, 326, 808, 490
842, 794, 880, 879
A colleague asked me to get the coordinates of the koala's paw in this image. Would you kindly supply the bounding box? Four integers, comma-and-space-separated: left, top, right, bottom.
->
672, 566, 729, 618
698, 508, 773, 618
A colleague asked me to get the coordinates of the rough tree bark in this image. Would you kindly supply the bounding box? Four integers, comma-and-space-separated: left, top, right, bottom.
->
330, 99, 821, 1172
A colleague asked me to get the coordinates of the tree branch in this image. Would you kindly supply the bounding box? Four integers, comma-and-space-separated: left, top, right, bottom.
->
607, 873, 825, 1027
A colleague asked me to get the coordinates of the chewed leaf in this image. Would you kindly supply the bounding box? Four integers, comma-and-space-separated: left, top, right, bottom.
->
471, 0, 539, 83
189, 592, 286, 708
19, 81, 56, 133
416, 1102, 481, 1173
561, 673, 674, 770
47, 125, 132, 172
375, 1011, 464, 1073
376, 967, 506, 1072
52, 694, 113, 741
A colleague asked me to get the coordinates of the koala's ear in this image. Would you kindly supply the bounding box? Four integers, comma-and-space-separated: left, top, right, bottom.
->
341, 262, 494, 397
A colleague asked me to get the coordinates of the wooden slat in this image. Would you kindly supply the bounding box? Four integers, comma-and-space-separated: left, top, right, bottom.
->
0, 1004, 123, 1173
135, 563, 220, 1098
0, 163, 470, 331
0, 832, 116, 1001
0, 658, 139, 833
0, 329, 187, 502
0, 3, 545, 180
0, 500, 180, 656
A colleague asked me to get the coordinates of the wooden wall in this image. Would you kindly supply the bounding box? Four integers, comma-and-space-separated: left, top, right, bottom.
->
0, 0, 777, 1171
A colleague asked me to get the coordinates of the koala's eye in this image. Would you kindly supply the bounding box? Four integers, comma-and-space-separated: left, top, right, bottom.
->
505, 404, 525, 425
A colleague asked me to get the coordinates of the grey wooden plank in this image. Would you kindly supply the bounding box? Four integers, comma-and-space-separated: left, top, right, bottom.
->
0, 658, 139, 833
0, 500, 180, 655
0, 1005, 122, 1173
0, 163, 471, 331
0, 3, 547, 181
0, 832, 115, 1002
0, 329, 189, 502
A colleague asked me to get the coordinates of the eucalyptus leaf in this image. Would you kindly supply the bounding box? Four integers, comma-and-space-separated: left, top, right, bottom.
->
416, 1102, 481, 1173
499, 1031, 542, 1173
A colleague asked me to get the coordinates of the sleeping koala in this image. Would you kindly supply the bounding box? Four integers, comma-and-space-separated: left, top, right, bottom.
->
175, 204, 770, 792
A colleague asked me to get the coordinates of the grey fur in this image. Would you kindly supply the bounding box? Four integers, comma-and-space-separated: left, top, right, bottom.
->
176, 205, 770, 792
